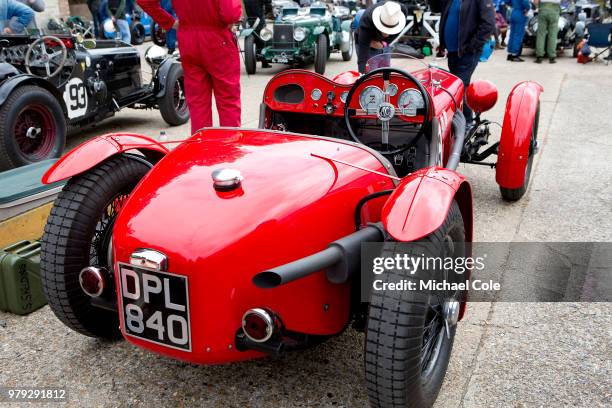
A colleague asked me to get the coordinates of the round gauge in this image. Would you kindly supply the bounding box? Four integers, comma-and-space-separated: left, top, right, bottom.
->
359, 86, 384, 113
387, 83, 398, 97
311, 88, 322, 101
398, 89, 424, 117
340, 91, 348, 103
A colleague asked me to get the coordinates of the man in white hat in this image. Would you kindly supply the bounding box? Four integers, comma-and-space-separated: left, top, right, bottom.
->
356, 1, 408, 73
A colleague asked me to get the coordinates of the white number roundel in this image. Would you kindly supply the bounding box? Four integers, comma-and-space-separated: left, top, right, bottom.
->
63, 77, 88, 119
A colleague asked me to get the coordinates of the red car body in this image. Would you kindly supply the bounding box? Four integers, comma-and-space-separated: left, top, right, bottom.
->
42, 62, 542, 366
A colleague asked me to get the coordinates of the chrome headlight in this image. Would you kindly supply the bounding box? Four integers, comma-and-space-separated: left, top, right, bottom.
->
293, 27, 306, 42
260, 28, 273, 42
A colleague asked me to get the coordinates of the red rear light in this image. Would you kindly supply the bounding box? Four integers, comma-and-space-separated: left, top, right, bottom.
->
242, 308, 277, 343
79, 267, 106, 297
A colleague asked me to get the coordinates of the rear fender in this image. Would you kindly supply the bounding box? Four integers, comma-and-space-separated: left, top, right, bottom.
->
42, 133, 169, 184
381, 167, 473, 242
0, 74, 66, 115
496, 81, 543, 189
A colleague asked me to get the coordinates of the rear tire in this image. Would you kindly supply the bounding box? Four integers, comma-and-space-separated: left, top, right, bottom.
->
0, 85, 65, 171
158, 63, 190, 126
245, 35, 257, 75
41, 155, 150, 339
131, 22, 145, 45
365, 201, 466, 408
500, 103, 540, 201
314, 34, 327, 75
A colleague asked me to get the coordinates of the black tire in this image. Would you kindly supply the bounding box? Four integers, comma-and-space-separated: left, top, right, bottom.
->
152, 22, 166, 47
131, 22, 145, 45
342, 30, 354, 61
245, 35, 257, 75
500, 103, 540, 201
158, 63, 190, 126
0, 85, 65, 171
314, 34, 328, 75
365, 201, 466, 408
41, 155, 150, 339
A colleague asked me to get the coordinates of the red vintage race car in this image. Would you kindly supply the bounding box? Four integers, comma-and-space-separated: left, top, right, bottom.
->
39, 54, 542, 407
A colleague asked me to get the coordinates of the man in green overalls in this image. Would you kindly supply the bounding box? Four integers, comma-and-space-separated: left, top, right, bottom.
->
535, 0, 560, 63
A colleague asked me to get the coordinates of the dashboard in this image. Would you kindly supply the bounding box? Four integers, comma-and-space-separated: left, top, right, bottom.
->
263, 70, 428, 123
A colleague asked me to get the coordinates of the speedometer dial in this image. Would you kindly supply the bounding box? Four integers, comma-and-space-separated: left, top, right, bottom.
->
398, 89, 424, 117
359, 86, 384, 113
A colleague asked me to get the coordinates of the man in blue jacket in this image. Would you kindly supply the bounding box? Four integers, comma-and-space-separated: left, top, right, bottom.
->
0, 0, 34, 33
430, 0, 496, 124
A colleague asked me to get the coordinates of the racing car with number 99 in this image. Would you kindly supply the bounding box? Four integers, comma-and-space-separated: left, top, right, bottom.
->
40, 53, 541, 407
0, 33, 188, 171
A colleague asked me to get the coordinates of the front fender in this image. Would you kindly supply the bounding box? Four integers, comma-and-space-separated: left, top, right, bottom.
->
313, 26, 326, 36
239, 28, 255, 38
382, 167, 473, 242
154, 58, 179, 98
496, 81, 543, 189
42, 133, 169, 184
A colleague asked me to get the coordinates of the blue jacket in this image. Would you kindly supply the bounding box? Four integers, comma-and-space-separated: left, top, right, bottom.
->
431, 0, 497, 56
0, 0, 33, 32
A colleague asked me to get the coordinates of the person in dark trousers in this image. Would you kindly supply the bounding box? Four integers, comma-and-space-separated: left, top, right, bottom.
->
507, 0, 530, 61
244, 0, 272, 67
356, 1, 408, 73
87, 0, 101, 37
99, 0, 131, 43
160, 0, 176, 53
430, 0, 496, 124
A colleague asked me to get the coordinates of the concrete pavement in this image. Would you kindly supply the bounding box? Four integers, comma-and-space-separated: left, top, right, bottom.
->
1, 46, 610, 407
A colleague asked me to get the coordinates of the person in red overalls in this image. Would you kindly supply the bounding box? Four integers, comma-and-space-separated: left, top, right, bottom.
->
138, 0, 242, 132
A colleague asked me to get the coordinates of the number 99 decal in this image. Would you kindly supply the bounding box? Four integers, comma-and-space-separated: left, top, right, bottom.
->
62, 77, 88, 119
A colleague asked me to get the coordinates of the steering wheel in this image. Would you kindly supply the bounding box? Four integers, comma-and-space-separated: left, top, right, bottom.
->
25, 36, 68, 79
343, 67, 432, 156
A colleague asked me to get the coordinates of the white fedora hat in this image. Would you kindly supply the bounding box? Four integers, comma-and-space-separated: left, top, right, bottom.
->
372, 1, 406, 36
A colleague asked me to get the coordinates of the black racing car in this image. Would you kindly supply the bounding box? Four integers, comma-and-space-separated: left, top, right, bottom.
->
0, 33, 188, 171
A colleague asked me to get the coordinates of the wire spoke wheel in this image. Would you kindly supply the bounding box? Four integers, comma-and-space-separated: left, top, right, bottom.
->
13, 104, 57, 161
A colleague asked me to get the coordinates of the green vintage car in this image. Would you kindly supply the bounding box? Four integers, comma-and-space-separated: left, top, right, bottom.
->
242, 3, 353, 75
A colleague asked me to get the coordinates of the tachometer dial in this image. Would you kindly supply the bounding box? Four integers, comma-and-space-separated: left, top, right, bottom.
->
398, 89, 424, 117
359, 86, 384, 113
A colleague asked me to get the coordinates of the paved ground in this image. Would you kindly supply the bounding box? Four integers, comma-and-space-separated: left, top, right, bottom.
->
0, 44, 611, 407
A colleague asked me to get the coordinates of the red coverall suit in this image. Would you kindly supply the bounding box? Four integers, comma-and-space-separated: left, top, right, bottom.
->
137, 0, 242, 132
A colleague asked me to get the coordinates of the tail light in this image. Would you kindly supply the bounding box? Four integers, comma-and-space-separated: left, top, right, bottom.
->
242, 308, 278, 343
79, 267, 106, 297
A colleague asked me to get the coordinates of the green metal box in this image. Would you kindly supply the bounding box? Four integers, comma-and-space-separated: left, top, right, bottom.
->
0, 240, 46, 315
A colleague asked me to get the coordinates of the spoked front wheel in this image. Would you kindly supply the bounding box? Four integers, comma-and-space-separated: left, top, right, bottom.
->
365, 201, 466, 408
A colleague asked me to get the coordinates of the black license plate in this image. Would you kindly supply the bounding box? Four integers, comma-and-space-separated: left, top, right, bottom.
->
118, 263, 191, 351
